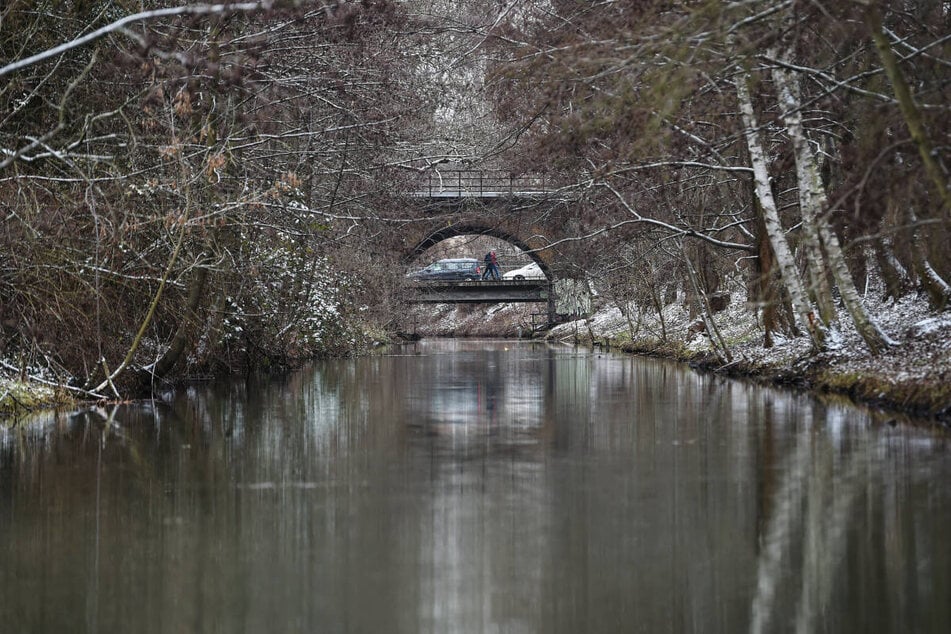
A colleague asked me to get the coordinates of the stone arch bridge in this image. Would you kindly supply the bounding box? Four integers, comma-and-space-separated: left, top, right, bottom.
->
398, 171, 579, 274
393, 171, 590, 321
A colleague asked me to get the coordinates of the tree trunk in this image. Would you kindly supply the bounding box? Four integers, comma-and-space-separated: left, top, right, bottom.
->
751, 202, 782, 347
772, 63, 895, 353
769, 63, 836, 326
908, 209, 951, 310
734, 70, 825, 350
147, 264, 211, 380
874, 237, 908, 302
647, 270, 669, 343
865, 5, 950, 217
684, 248, 732, 363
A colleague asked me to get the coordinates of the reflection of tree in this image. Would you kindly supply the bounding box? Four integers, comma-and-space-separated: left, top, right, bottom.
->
750, 413, 879, 634
5, 348, 951, 632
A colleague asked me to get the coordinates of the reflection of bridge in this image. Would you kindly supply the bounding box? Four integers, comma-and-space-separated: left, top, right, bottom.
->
409, 279, 552, 304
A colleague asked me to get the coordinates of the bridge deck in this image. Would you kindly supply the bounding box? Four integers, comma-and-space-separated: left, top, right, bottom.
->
409, 279, 551, 304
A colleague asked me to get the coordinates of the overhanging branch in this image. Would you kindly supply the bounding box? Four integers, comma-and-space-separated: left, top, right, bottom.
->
0, 2, 277, 79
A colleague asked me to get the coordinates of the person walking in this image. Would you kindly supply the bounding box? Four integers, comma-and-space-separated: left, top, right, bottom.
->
483, 251, 501, 280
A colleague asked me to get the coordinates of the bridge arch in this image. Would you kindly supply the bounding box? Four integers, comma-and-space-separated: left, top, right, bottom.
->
404, 223, 554, 280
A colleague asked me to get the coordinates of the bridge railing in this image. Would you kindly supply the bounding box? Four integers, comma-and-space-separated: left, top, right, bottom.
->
414, 170, 553, 198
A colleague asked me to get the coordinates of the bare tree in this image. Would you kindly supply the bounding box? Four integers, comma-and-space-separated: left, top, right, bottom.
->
1, 1, 430, 394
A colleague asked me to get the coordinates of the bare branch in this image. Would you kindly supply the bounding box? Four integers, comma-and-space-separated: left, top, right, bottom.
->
0, 2, 276, 79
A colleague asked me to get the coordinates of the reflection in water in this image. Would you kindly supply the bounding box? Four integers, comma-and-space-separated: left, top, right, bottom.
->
1, 339, 949, 633
750, 413, 876, 634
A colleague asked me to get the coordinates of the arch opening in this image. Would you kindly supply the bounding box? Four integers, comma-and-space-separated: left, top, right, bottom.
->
404, 225, 553, 281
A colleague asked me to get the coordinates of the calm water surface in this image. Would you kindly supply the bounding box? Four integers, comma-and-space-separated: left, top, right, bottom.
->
1, 339, 949, 633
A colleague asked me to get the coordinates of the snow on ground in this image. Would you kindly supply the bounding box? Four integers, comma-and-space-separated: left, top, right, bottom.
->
0, 375, 58, 418
4, 282, 949, 422
552, 287, 950, 420
410, 278, 951, 402
405, 281, 950, 421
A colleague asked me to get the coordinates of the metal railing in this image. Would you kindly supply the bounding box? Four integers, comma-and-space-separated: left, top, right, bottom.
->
413, 170, 553, 198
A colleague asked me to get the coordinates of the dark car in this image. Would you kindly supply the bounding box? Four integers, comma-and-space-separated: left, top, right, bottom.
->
408, 258, 482, 281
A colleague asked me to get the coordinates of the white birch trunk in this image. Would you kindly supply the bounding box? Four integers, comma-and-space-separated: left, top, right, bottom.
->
734, 70, 824, 349
772, 63, 896, 353
768, 60, 836, 326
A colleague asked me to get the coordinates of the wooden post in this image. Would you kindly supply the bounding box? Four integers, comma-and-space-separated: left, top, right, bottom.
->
547, 282, 556, 326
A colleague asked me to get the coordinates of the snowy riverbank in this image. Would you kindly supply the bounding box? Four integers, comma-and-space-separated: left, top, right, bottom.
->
554, 294, 950, 422
0, 373, 68, 420
406, 290, 951, 424
4, 292, 949, 424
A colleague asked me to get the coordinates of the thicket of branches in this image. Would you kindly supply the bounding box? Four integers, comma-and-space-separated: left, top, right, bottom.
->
485, 0, 949, 356
1, 0, 948, 399
0, 1, 427, 396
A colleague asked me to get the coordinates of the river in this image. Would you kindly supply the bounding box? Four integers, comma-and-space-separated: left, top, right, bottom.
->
1, 339, 949, 633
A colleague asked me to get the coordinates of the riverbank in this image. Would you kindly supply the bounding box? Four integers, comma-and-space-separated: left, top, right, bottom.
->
0, 373, 73, 420
545, 294, 951, 424
406, 292, 951, 425
4, 291, 949, 425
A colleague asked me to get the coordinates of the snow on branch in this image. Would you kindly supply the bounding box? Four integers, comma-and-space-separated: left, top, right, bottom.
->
0, 2, 276, 79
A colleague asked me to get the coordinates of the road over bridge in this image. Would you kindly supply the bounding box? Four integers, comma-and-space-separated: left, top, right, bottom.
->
409, 279, 552, 304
